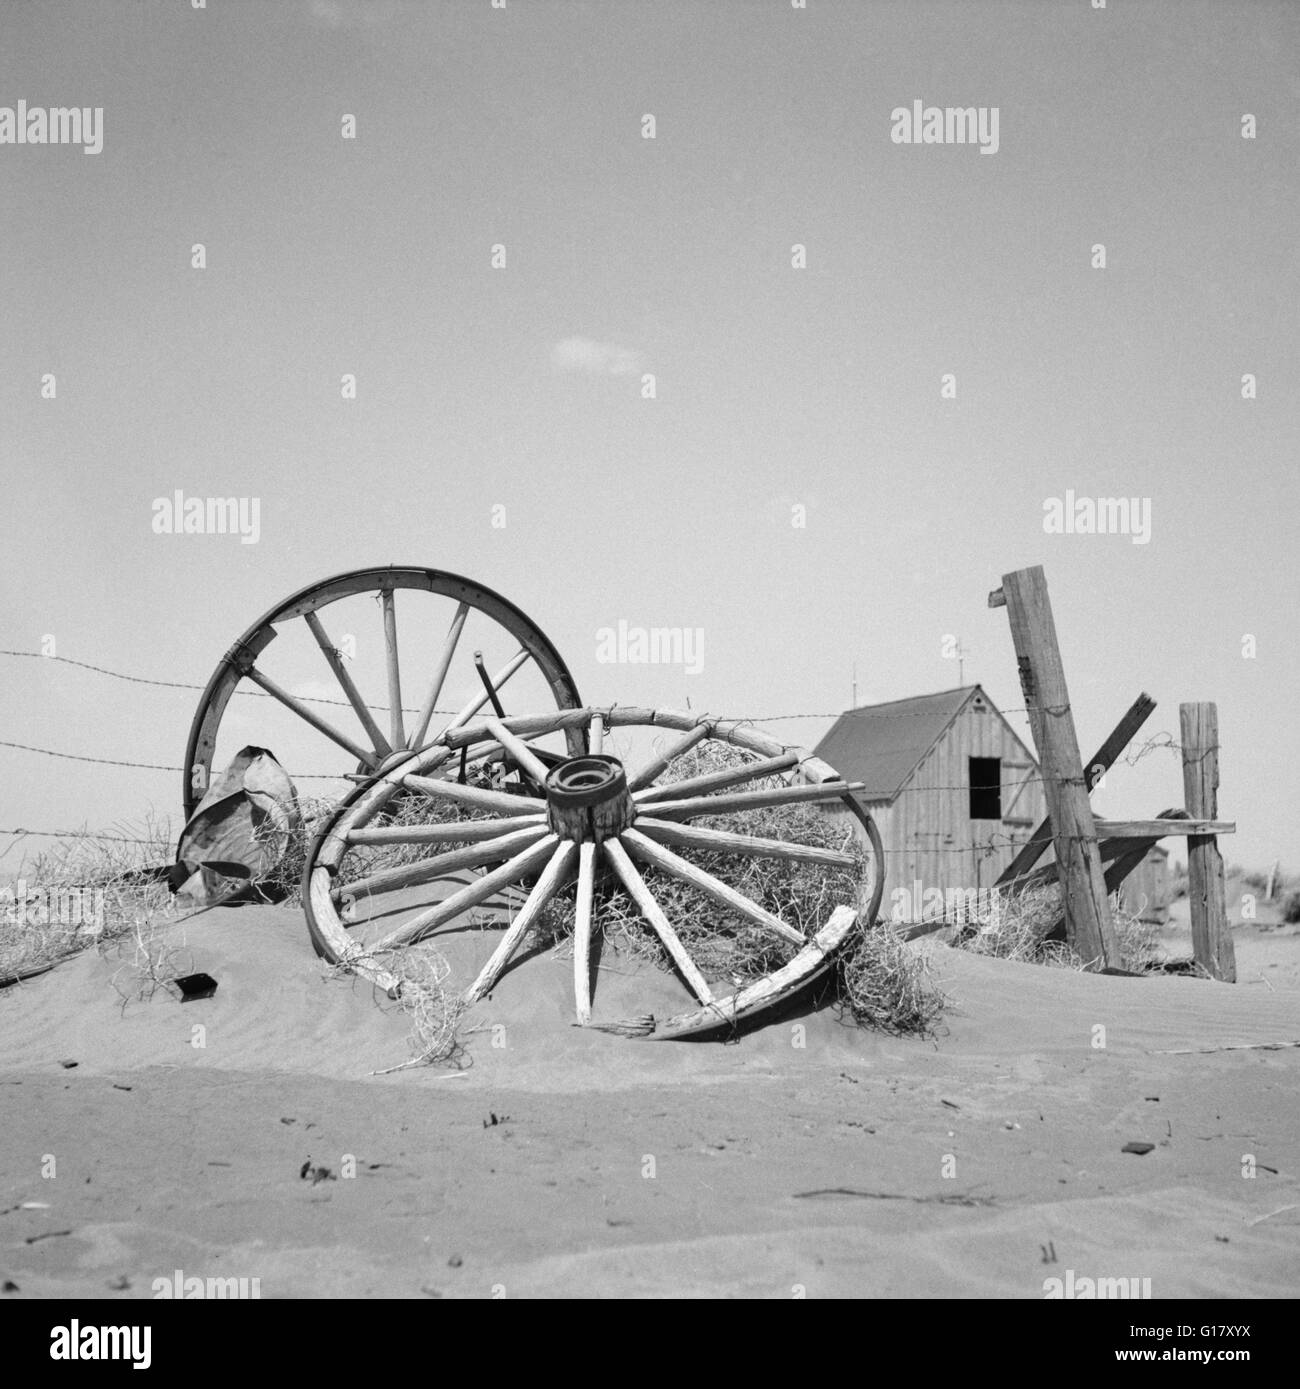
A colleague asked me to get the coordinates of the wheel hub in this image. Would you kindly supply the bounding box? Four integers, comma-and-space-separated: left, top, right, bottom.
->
544, 755, 635, 841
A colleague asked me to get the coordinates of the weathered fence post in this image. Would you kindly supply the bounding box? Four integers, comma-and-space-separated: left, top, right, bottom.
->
990, 566, 1117, 968
1179, 703, 1235, 982
997, 691, 1156, 888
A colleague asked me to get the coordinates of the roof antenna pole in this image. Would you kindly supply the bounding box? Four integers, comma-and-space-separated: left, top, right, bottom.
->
955, 639, 970, 685
851, 662, 858, 709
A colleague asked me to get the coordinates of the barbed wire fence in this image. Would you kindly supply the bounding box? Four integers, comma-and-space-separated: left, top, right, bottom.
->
0, 647, 1189, 848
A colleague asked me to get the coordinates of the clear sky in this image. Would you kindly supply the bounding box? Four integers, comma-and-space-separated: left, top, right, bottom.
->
1, 0, 1296, 872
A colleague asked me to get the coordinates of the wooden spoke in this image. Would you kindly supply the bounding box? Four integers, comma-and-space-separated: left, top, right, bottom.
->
634, 752, 799, 804
303, 610, 392, 758
450, 733, 564, 785
483, 717, 553, 787
627, 724, 711, 792
245, 666, 375, 766
381, 587, 405, 750
572, 840, 597, 1024
636, 816, 858, 869
403, 774, 546, 818
347, 813, 547, 846
620, 827, 806, 946
445, 649, 530, 731
372, 833, 560, 950
443, 707, 590, 749
464, 839, 578, 1004
340, 824, 549, 900
603, 838, 714, 1004
590, 712, 604, 755
408, 600, 470, 750
639, 781, 866, 820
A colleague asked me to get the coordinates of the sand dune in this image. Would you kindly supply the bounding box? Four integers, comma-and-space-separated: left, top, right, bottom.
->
2, 905, 1297, 1297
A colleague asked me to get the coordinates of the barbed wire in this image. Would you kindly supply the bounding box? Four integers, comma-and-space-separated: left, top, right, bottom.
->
0, 649, 1046, 721
0, 649, 203, 691
0, 729, 1190, 794
0, 647, 1205, 847
0, 739, 179, 772
0, 649, 456, 717
0, 827, 164, 844
0, 741, 350, 781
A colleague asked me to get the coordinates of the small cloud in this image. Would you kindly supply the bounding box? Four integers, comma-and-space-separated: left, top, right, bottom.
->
305, 0, 394, 30
551, 337, 643, 378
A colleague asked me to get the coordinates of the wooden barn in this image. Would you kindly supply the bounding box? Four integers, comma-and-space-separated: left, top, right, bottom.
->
814, 685, 1048, 921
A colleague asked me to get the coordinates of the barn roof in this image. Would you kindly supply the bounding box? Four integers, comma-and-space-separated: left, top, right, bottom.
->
814, 685, 994, 803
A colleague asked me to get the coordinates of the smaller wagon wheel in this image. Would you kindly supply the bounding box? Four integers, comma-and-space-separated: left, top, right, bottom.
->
303, 707, 885, 1039
183, 567, 584, 820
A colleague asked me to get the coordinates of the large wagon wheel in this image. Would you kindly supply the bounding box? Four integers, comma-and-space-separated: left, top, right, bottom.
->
302, 707, 885, 1040
183, 567, 584, 820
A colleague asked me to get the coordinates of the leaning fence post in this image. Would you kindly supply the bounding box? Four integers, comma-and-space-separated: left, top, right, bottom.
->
990, 566, 1117, 969
1179, 703, 1236, 982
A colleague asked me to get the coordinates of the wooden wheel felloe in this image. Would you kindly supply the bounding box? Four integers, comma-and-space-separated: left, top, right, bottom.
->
302, 707, 885, 1040
182, 567, 584, 820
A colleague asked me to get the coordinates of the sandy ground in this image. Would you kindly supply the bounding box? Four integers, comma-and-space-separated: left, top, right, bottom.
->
2, 891, 1298, 1299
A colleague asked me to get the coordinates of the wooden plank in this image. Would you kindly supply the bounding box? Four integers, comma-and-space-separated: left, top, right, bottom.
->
1006, 828, 1166, 895
997, 566, 1117, 967
1181, 703, 1236, 982
1042, 834, 1162, 944
1094, 818, 1235, 838
996, 692, 1156, 887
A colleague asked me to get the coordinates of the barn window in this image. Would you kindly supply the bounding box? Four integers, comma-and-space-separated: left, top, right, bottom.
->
969, 757, 1001, 820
